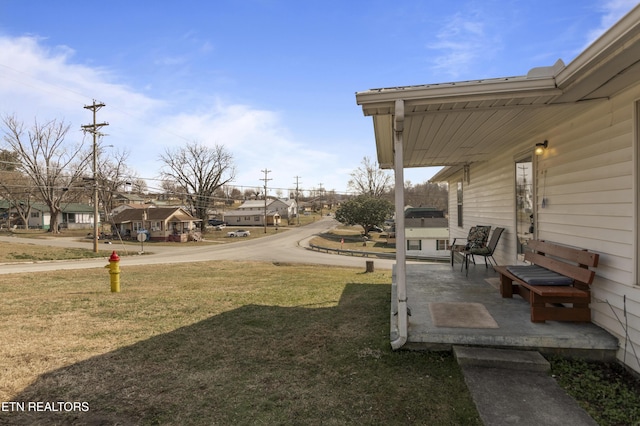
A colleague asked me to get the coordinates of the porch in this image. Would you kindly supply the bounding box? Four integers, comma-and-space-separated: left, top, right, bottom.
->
394, 262, 618, 361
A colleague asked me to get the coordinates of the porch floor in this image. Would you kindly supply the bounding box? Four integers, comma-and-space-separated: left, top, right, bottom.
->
393, 262, 619, 360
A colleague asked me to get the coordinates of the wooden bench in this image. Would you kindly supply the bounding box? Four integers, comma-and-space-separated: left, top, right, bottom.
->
494, 240, 599, 323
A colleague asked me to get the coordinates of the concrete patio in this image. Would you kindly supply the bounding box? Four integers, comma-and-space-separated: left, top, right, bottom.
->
393, 262, 619, 361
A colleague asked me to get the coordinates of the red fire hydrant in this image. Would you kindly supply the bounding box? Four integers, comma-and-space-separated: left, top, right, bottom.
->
105, 251, 121, 292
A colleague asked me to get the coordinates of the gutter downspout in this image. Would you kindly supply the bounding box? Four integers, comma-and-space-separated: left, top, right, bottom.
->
391, 99, 408, 350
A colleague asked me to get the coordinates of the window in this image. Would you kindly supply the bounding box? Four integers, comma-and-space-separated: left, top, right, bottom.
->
31, 212, 39, 218
437, 240, 450, 251
516, 157, 534, 260
254, 216, 261, 221
407, 240, 421, 251
457, 181, 463, 227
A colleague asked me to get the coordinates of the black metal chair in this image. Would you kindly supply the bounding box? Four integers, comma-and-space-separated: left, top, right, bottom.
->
450, 225, 491, 267
462, 227, 505, 275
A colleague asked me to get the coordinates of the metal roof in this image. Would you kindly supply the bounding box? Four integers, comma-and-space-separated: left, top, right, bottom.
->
355, 5, 640, 174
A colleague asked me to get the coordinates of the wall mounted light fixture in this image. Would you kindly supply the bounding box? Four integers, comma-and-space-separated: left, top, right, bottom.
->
463, 164, 470, 184
535, 140, 548, 155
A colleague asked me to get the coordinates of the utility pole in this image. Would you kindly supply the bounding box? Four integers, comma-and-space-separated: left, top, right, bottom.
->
82, 100, 109, 253
318, 182, 324, 217
293, 176, 301, 225
260, 169, 272, 233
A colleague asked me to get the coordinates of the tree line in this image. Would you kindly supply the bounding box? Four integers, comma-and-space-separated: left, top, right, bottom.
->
336, 157, 449, 236
2, 115, 447, 236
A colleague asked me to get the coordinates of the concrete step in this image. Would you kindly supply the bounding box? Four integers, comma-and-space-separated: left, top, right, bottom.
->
453, 345, 550, 373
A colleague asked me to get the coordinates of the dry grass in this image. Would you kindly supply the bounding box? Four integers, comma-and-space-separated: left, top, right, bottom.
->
309, 228, 396, 254
0, 241, 112, 262
0, 261, 480, 425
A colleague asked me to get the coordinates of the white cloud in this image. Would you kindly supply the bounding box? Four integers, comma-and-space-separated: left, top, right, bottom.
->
585, 0, 639, 45
156, 101, 342, 193
426, 10, 500, 80
0, 34, 342, 194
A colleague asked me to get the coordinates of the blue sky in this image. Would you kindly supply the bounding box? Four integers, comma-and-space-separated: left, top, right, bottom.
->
0, 0, 638, 195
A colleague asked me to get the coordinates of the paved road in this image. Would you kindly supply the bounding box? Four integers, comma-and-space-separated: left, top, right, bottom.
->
0, 217, 397, 274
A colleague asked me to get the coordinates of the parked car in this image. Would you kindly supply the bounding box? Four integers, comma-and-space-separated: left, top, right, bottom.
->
227, 229, 250, 237
208, 219, 227, 226
364, 225, 384, 234
215, 224, 226, 230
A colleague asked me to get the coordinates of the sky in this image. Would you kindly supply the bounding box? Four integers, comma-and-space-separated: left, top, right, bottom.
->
0, 0, 638, 197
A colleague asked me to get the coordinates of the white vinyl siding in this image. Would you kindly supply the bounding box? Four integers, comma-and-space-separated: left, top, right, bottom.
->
445, 81, 640, 373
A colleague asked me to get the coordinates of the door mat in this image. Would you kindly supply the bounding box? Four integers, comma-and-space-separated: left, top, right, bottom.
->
485, 277, 500, 289
429, 302, 499, 328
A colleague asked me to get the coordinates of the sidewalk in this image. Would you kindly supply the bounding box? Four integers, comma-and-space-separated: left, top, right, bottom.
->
454, 346, 598, 425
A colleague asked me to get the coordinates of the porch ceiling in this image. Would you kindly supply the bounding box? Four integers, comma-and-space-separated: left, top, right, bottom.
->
355, 5, 640, 172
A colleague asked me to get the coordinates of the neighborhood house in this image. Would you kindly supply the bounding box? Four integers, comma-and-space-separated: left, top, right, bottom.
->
111, 206, 201, 242
222, 199, 297, 227
388, 207, 450, 260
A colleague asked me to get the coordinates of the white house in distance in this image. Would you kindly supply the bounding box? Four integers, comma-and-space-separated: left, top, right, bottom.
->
239, 199, 297, 219
404, 207, 449, 260
356, 5, 640, 374
223, 199, 297, 226
388, 207, 450, 260
223, 209, 280, 227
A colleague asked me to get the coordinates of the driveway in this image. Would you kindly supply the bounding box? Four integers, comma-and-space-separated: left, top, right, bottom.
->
0, 217, 397, 274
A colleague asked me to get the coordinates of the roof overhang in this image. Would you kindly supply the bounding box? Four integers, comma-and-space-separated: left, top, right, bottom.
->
355, 5, 640, 175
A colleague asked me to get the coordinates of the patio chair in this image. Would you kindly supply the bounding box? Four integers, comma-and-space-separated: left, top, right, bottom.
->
462, 227, 505, 275
450, 225, 492, 267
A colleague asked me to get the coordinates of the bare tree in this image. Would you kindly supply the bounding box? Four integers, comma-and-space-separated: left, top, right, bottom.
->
399, 181, 449, 213
245, 187, 261, 200
159, 142, 235, 232
96, 148, 137, 218
347, 156, 392, 197
229, 187, 242, 201
0, 149, 34, 227
2, 115, 92, 233
159, 179, 183, 202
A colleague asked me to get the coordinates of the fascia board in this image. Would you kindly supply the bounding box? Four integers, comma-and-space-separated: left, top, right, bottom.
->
556, 4, 640, 89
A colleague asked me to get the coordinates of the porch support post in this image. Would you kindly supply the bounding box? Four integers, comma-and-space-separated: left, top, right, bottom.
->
391, 99, 408, 350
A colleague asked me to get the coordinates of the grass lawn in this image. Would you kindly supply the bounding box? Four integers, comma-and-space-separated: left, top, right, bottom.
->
0, 261, 481, 425
0, 241, 113, 262
309, 228, 396, 254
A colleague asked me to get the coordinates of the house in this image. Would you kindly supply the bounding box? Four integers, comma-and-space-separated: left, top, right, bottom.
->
8, 202, 95, 230
111, 207, 201, 242
112, 192, 146, 206
222, 199, 292, 226
387, 208, 450, 259
236, 199, 297, 219
405, 216, 449, 260
356, 5, 640, 374
223, 209, 280, 227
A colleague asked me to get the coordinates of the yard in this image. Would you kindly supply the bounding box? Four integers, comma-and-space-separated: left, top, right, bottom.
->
0, 261, 481, 425
1, 242, 639, 425
308, 227, 396, 254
